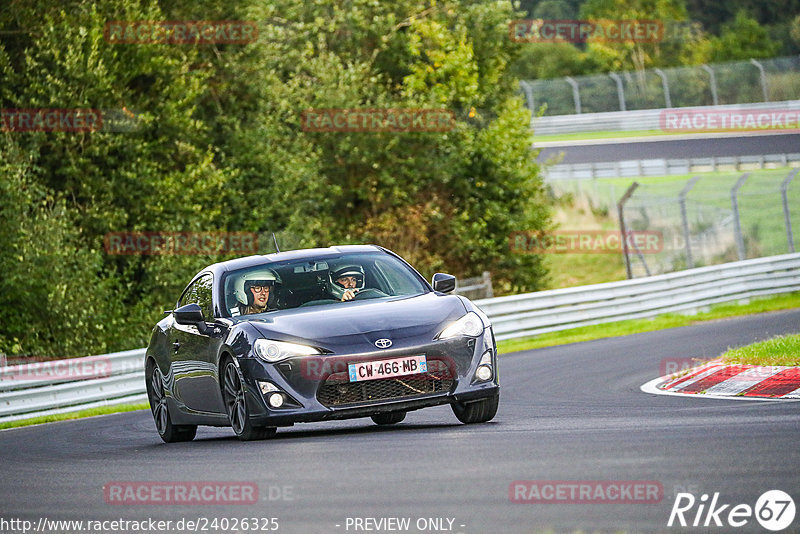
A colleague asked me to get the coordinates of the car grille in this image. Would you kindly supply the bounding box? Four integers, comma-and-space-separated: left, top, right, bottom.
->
316, 358, 454, 407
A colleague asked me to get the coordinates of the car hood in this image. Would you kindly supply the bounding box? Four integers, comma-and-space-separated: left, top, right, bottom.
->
244, 292, 468, 352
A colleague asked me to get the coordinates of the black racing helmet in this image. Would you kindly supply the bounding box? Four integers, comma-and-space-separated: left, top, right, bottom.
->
329, 264, 365, 299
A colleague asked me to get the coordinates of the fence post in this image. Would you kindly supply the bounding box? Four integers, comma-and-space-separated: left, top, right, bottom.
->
609, 72, 626, 111
700, 64, 719, 105
749, 59, 769, 102
731, 173, 750, 261
629, 236, 652, 277
520, 80, 535, 111
679, 176, 701, 268
618, 182, 639, 279
654, 68, 671, 108
782, 169, 799, 253
565, 76, 581, 114
481, 271, 494, 298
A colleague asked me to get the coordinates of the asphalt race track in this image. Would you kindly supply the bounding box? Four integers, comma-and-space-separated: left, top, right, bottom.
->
536, 132, 800, 164
2, 310, 799, 533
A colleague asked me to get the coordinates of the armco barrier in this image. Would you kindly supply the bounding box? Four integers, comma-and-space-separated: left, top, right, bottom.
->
2, 253, 799, 422
543, 153, 800, 180
0, 349, 146, 423
531, 100, 800, 136
476, 253, 800, 340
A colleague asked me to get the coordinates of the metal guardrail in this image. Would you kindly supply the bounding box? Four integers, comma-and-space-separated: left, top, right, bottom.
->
531, 100, 800, 136
543, 153, 800, 180
476, 253, 800, 341
521, 56, 800, 117
2, 253, 799, 422
0, 349, 146, 423
454, 271, 494, 300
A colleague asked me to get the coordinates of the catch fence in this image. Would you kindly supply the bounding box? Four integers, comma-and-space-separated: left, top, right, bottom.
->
521, 55, 800, 116
551, 168, 800, 277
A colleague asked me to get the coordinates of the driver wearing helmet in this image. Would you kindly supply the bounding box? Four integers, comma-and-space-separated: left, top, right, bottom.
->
329, 264, 365, 302
233, 269, 281, 315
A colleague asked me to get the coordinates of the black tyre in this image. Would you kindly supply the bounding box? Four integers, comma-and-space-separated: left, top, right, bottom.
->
371, 411, 406, 425
222, 358, 276, 441
145, 360, 197, 443
451, 393, 499, 424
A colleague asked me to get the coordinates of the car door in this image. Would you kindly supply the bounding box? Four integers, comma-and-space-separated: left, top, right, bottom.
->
171, 273, 226, 414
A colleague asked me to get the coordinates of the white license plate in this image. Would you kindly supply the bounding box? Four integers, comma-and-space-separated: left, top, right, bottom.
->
348, 355, 427, 382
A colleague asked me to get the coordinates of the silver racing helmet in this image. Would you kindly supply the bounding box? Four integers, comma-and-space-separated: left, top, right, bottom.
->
234, 269, 281, 307
329, 264, 365, 300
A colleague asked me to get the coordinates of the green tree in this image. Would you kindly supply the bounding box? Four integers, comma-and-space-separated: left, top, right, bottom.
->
0, 144, 127, 356
710, 10, 781, 61
508, 42, 600, 80
0, 0, 237, 355
0, 0, 551, 357
580, 0, 711, 72
204, 0, 550, 291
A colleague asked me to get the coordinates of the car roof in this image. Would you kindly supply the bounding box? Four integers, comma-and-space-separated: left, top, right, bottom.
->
202, 245, 386, 276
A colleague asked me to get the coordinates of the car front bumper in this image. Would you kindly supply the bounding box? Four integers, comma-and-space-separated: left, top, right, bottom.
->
237, 329, 499, 426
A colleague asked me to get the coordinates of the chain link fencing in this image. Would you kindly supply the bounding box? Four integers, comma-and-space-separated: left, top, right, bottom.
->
549, 168, 800, 277
521, 55, 800, 116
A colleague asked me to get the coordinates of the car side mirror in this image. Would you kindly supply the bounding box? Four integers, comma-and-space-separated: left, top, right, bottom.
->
432, 273, 456, 293
173, 303, 206, 326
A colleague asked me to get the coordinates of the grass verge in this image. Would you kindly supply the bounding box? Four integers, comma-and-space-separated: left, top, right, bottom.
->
721, 333, 800, 367
0, 402, 149, 430
552, 166, 800, 260
540, 196, 627, 288
496, 291, 800, 360
533, 129, 665, 143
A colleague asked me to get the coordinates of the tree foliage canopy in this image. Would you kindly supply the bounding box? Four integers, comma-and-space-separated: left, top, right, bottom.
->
513, 0, 794, 79
0, 0, 549, 357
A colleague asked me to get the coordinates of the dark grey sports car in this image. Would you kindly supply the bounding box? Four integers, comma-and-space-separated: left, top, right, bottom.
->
145, 245, 499, 442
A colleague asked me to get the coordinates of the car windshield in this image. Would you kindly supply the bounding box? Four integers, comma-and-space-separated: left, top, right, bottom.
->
221, 251, 428, 317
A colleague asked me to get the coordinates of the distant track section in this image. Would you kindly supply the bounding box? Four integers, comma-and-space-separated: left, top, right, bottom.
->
537, 132, 800, 164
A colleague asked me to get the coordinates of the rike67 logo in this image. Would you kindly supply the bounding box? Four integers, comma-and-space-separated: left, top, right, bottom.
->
668, 490, 795, 531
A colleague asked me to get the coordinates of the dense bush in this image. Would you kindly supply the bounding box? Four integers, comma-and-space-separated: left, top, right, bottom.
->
0, 0, 550, 356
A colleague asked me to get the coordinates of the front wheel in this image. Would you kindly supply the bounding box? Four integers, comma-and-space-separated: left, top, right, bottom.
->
145, 361, 197, 443
222, 358, 276, 441
451, 393, 499, 424
371, 411, 406, 425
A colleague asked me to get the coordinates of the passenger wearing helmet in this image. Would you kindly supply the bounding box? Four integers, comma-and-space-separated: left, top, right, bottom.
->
234, 269, 281, 315
329, 264, 365, 302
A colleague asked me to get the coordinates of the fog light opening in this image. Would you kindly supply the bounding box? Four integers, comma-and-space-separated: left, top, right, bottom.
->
475, 364, 493, 382
268, 392, 285, 408
258, 381, 279, 394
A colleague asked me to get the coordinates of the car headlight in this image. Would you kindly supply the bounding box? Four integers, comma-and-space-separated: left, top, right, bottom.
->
254, 339, 320, 363
474, 349, 494, 382
437, 311, 484, 339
